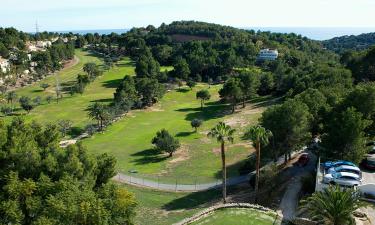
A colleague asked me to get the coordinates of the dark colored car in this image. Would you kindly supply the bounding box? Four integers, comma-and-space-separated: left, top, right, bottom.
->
298, 153, 309, 167
361, 157, 375, 170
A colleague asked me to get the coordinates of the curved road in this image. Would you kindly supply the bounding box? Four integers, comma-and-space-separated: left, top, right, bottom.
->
114, 173, 249, 192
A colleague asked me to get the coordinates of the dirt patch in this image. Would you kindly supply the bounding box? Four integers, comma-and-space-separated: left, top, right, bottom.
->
145, 104, 164, 112
241, 107, 264, 115
224, 117, 249, 128
167, 145, 190, 165
200, 136, 211, 144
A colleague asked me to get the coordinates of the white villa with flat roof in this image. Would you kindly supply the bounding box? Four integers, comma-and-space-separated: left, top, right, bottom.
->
257, 49, 279, 61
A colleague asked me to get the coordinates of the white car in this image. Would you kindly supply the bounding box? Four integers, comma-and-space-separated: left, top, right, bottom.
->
327, 165, 362, 178
323, 172, 362, 187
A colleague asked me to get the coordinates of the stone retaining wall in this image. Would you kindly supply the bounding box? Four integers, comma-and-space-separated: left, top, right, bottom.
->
173, 203, 279, 225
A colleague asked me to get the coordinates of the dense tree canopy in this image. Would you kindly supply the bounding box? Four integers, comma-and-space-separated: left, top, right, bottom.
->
0, 118, 137, 225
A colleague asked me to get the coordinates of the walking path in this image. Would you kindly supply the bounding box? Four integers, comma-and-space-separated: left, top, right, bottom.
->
113, 150, 304, 192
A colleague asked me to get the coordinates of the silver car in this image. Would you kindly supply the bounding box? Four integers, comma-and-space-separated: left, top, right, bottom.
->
323, 172, 361, 187
327, 165, 362, 178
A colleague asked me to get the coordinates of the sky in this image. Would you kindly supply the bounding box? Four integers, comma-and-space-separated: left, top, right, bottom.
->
1, 0, 375, 32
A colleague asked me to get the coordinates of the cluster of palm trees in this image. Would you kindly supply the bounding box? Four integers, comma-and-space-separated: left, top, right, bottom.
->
208, 122, 362, 224
207, 122, 272, 203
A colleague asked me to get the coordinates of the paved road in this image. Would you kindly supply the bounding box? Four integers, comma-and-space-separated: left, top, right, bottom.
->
114, 173, 248, 191
113, 150, 304, 192
277, 151, 317, 221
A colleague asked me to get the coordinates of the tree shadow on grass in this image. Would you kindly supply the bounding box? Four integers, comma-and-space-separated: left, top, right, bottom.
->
213, 157, 250, 180
31, 89, 43, 93
163, 188, 222, 210
89, 98, 113, 103
116, 61, 135, 67
176, 103, 230, 122
102, 78, 123, 88
175, 131, 195, 137
176, 88, 190, 93
131, 148, 169, 165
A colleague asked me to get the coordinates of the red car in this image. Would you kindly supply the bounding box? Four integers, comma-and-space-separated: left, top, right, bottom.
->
298, 153, 309, 167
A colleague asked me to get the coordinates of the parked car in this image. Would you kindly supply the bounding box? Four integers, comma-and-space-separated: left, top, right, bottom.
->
328, 165, 362, 178
361, 156, 375, 170
322, 160, 356, 170
297, 153, 309, 166
323, 172, 362, 187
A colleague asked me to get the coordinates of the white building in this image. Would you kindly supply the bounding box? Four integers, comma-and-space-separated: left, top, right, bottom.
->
257, 49, 279, 61
0, 57, 10, 73
36, 40, 52, 48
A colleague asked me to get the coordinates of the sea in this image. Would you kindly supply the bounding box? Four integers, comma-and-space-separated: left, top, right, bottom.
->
56, 27, 375, 41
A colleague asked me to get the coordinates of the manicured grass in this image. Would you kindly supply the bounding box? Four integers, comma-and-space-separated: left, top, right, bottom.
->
122, 183, 221, 225
83, 84, 272, 183
4, 50, 135, 131
190, 208, 278, 225
14, 49, 101, 99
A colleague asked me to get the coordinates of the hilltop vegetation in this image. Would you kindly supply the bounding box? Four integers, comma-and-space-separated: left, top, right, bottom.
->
323, 32, 375, 53
2, 21, 375, 225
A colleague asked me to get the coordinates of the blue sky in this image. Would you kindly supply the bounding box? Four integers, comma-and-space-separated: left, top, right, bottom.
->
2, 0, 375, 32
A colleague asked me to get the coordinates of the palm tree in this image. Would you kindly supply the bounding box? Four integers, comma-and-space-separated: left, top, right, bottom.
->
6, 91, 17, 104
300, 185, 361, 225
87, 102, 108, 130
245, 125, 272, 203
208, 122, 235, 203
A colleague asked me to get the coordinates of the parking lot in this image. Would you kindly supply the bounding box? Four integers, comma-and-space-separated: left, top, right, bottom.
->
315, 160, 375, 192
362, 170, 375, 185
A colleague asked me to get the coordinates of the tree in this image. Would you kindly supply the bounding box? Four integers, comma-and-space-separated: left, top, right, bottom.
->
151, 129, 180, 157
1, 105, 13, 116
135, 53, 160, 79
173, 58, 190, 80
58, 120, 72, 137
239, 72, 260, 107
196, 89, 211, 110
259, 72, 275, 95
33, 96, 42, 106
322, 107, 371, 164
46, 96, 53, 104
261, 99, 312, 162
186, 80, 196, 90
301, 185, 360, 225
19, 96, 34, 113
6, 91, 17, 104
136, 78, 165, 107
219, 78, 243, 113
0, 118, 137, 224
83, 63, 101, 80
207, 122, 235, 203
191, 119, 203, 132
95, 153, 117, 188
244, 125, 272, 203
40, 83, 50, 91
87, 102, 110, 130
114, 76, 138, 108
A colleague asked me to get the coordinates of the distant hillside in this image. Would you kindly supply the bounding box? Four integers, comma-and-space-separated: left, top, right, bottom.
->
323, 32, 375, 54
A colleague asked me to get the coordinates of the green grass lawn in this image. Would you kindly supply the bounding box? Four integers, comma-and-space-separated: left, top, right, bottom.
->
124, 182, 278, 225
122, 183, 222, 225
190, 208, 278, 225
3, 50, 136, 131
83, 83, 272, 183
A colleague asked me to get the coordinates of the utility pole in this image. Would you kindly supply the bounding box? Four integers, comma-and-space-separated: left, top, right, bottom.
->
35, 20, 39, 34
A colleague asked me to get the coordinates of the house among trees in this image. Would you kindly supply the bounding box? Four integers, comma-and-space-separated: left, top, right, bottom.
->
0, 56, 10, 73
257, 48, 279, 61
